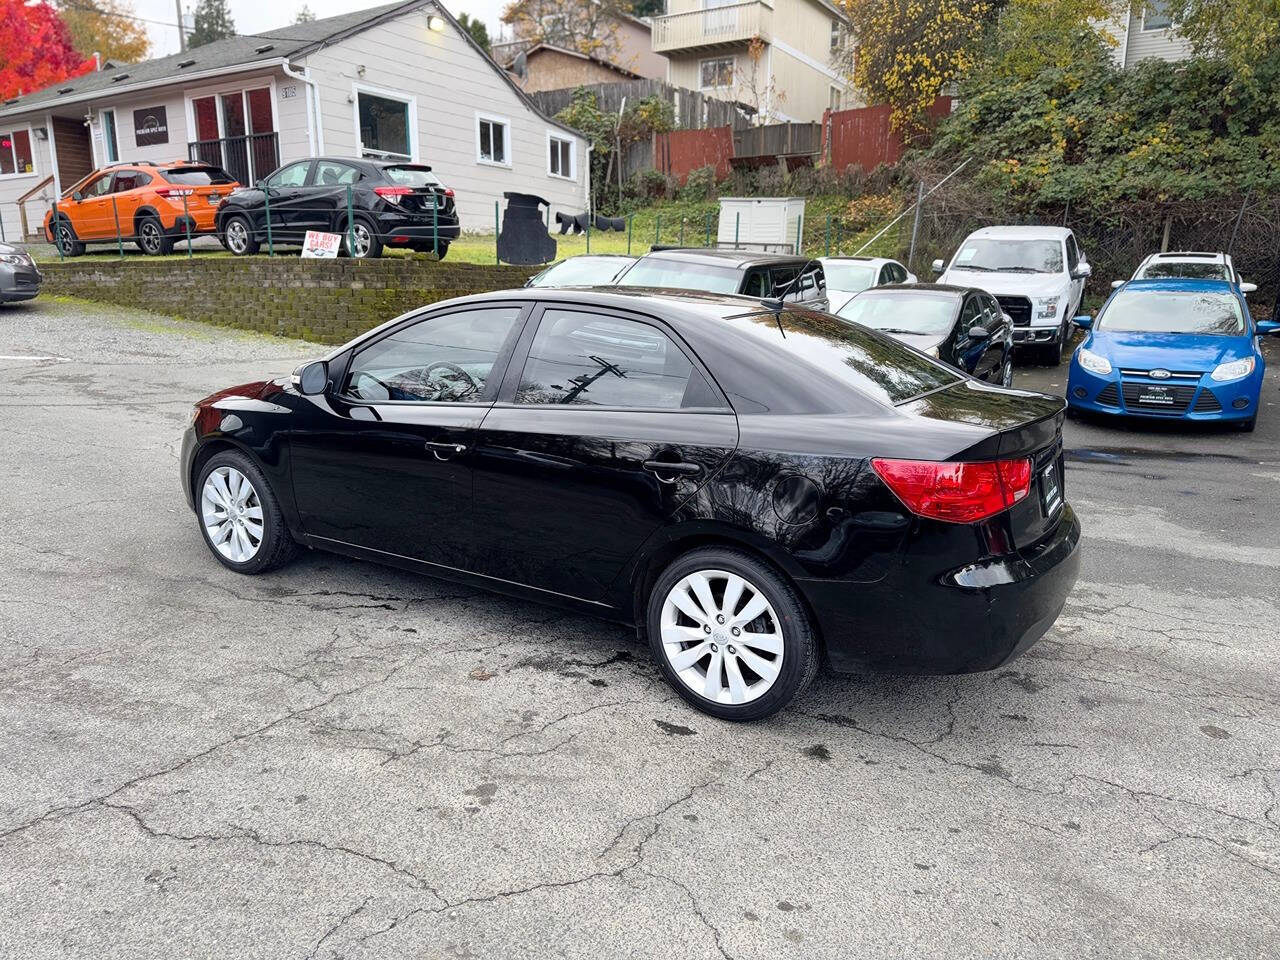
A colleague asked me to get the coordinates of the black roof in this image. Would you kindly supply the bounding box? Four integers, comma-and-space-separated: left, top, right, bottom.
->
638, 248, 816, 270
860, 283, 973, 297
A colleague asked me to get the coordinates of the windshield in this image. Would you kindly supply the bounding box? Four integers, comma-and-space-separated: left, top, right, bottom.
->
529, 258, 631, 287
1139, 262, 1230, 281
616, 258, 742, 295
823, 262, 877, 292
384, 165, 442, 188
1098, 290, 1244, 336
163, 167, 235, 185
951, 238, 1063, 274
838, 292, 957, 336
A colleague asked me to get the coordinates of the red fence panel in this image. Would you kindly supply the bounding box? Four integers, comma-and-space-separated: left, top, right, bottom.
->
654, 126, 734, 184
824, 98, 953, 173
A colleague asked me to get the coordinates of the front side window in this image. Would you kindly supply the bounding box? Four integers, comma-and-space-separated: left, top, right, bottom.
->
700, 57, 734, 89
265, 161, 310, 188
344, 307, 522, 403
80, 174, 114, 199
315, 160, 361, 186
477, 116, 509, 165
1097, 290, 1244, 336
548, 135, 573, 178
516, 310, 710, 409
0, 129, 33, 176
358, 91, 411, 160
951, 238, 1064, 274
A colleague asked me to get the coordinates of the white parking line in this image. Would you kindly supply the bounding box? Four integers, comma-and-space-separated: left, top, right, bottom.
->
0, 354, 72, 362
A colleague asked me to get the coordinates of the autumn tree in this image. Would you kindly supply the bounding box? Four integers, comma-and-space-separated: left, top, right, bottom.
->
56, 0, 150, 63
834, 0, 993, 134
188, 0, 236, 48
501, 0, 625, 60
0, 0, 93, 101
981, 0, 1125, 80
1158, 0, 1280, 87
457, 12, 491, 53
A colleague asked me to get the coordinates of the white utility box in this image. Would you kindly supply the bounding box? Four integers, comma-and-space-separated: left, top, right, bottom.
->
716, 197, 806, 253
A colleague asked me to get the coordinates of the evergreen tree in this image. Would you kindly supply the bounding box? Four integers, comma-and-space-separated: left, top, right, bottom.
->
294, 4, 316, 23
457, 12, 491, 52
187, 0, 236, 48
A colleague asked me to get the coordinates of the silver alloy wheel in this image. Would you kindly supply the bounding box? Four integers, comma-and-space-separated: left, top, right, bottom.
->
347, 221, 372, 258
57, 224, 74, 251
201, 466, 265, 563
140, 220, 161, 252
225, 219, 249, 254
660, 569, 784, 705
1002, 357, 1013, 387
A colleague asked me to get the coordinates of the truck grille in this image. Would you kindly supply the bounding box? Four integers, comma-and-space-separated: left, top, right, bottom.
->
996, 296, 1032, 326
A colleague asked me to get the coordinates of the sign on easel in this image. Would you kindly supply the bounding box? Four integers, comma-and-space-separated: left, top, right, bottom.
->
301, 230, 342, 259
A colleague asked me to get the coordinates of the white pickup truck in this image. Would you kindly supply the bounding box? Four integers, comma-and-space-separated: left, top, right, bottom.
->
933, 226, 1091, 365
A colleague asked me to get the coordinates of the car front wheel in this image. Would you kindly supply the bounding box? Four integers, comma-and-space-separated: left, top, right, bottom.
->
222, 215, 259, 256
647, 548, 819, 721
196, 450, 298, 574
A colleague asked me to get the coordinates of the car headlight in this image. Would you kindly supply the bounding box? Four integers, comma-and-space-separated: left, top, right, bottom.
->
0, 253, 31, 266
1077, 347, 1112, 376
1210, 356, 1255, 382
1035, 296, 1059, 319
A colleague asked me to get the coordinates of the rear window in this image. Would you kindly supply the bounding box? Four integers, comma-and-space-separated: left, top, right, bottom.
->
163, 166, 236, 185
529, 257, 632, 287
384, 165, 443, 188
766, 308, 962, 405
617, 258, 742, 295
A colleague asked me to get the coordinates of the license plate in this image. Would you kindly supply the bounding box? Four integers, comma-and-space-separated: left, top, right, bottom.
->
1137, 385, 1175, 406
1040, 461, 1062, 515
208, 194, 221, 204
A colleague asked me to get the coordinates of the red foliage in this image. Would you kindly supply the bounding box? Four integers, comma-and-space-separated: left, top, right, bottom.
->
0, 0, 96, 101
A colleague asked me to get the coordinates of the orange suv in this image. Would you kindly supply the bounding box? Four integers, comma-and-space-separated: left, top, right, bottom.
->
44, 160, 239, 256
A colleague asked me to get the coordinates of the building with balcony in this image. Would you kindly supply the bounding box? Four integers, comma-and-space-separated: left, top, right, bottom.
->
651, 0, 853, 123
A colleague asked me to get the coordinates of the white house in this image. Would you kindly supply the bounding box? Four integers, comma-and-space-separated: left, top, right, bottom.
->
0, 0, 589, 241
1106, 0, 1193, 68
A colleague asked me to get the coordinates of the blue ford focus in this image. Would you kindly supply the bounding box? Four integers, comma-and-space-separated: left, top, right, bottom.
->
1066, 278, 1278, 431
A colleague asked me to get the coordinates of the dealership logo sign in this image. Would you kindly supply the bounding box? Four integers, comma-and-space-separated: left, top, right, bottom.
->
133, 106, 169, 146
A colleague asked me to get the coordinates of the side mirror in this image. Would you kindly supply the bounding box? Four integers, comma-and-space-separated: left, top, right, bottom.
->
292, 359, 329, 395
1073, 315, 1093, 329
1110, 280, 1124, 289
931, 258, 945, 275
967, 325, 990, 340
1257, 320, 1280, 335
72, 191, 83, 201
1240, 281, 1258, 295
1071, 263, 1093, 280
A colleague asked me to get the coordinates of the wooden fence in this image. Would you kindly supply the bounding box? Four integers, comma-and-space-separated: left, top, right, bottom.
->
527, 79, 748, 130
654, 127, 735, 183
732, 123, 822, 158
823, 98, 954, 173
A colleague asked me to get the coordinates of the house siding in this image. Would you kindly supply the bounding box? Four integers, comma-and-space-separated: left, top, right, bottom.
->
0, 123, 57, 241
1124, 24, 1193, 66
299, 6, 587, 231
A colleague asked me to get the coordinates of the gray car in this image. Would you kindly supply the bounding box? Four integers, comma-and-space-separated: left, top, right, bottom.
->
0, 243, 41, 303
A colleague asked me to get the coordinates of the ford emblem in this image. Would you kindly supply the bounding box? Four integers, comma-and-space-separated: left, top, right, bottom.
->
1149, 368, 1172, 380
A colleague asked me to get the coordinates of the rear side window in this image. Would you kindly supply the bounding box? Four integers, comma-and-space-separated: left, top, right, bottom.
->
112, 171, 153, 192
515, 309, 718, 409
315, 160, 361, 186
384, 165, 443, 188
163, 166, 236, 185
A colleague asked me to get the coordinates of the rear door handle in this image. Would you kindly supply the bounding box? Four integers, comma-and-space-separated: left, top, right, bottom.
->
643, 460, 702, 482
425, 440, 467, 460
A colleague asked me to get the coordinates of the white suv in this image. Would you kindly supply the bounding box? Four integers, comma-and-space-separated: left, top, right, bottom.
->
1122, 251, 1257, 295
933, 226, 1090, 365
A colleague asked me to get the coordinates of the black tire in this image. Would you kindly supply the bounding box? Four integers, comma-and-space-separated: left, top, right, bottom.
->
1040, 338, 1064, 366
222, 214, 259, 256
52, 218, 85, 257
1239, 417, 1256, 433
646, 547, 819, 721
195, 448, 299, 575
343, 217, 384, 259
137, 215, 174, 255
434, 240, 450, 261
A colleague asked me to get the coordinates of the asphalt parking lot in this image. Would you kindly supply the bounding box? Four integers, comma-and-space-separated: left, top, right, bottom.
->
2, 298, 1278, 959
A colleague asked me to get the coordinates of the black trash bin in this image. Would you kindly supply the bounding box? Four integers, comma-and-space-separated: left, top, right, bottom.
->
498, 192, 556, 265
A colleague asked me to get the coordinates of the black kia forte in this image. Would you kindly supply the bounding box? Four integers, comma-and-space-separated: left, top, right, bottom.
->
181, 289, 1080, 720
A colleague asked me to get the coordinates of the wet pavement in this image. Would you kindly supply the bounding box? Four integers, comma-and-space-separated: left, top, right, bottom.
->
2, 299, 1278, 959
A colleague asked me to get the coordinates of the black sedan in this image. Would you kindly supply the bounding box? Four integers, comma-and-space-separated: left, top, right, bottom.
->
181, 289, 1079, 720
838, 284, 1014, 386
216, 157, 459, 259
526, 255, 636, 287
0, 242, 41, 303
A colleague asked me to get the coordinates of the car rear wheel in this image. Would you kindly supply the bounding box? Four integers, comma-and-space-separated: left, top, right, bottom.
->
1001, 355, 1014, 387
52, 219, 85, 257
433, 241, 450, 261
222, 215, 259, 256
343, 218, 384, 259
647, 548, 819, 721
137, 215, 174, 256
196, 450, 298, 574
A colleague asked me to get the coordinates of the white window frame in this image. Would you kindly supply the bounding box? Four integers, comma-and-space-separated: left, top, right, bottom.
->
101, 109, 119, 163
830, 19, 841, 52
546, 131, 575, 181
828, 85, 842, 112
0, 124, 38, 181
476, 111, 512, 168
352, 82, 418, 162
699, 57, 734, 90
183, 76, 281, 182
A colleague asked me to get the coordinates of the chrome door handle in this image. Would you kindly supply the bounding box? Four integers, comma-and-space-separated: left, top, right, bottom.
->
643, 460, 702, 483
425, 441, 467, 460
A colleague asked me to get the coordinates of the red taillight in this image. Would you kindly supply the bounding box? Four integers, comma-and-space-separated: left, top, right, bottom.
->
443, 187, 454, 198
155, 186, 194, 198
871, 457, 1033, 524
374, 185, 413, 204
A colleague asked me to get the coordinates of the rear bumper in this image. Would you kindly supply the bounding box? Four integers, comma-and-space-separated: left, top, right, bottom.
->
799, 505, 1081, 674
375, 211, 461, 245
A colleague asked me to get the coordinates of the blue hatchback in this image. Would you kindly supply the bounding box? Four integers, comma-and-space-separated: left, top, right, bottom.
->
1066, 278, 1278, 431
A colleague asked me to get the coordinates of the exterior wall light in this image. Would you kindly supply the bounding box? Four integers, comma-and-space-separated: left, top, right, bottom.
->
427, 15, 446, 31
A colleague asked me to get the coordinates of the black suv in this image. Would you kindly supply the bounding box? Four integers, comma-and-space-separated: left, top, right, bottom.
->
215, 157, 460, 259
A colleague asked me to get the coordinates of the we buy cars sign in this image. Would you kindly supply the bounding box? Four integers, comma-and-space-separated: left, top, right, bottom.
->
301, 231, 342, 259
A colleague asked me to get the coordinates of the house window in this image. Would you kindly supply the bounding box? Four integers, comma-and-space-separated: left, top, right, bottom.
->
477, 114, 510, 166
102, 110, 119, 163
357, 88, 413, 160
830, 20, 841, 52
829, 86, 842, 112
0, 128, 33, 176
548, 134, 573, 179
1142, 0, 1172, 30
189, 86, 277, 184
700, 57, 734, 89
